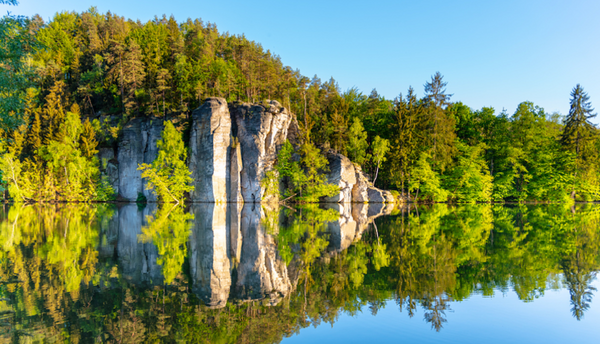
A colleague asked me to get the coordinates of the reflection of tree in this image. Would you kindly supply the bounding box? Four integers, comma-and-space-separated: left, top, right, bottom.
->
139, 204, 193, 284
422, 294, 450, 332
563, 265, 597, 320
1, 202, 600, 341
0, 203, 111, 342
561, 207, 600, 320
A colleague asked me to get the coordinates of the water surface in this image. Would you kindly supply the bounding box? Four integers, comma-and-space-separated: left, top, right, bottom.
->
0, 202, 598, 343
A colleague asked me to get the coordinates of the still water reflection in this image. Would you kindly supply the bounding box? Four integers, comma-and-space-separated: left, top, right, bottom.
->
0, 202, 598, 343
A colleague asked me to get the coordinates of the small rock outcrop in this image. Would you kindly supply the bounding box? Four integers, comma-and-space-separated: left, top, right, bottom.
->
323, 152, 356, 203
188, 98, 231, 203
367, 187, 395, 203
352, 166, 370, 203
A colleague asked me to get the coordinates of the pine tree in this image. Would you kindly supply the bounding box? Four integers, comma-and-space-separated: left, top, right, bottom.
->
122, 40, 146, 115
423, 72, 456, 171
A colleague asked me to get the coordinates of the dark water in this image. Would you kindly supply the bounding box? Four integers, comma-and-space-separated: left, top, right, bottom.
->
0, 202, 598, 343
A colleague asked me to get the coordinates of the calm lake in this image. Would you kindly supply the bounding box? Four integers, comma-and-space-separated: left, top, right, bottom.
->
0, 202, 598, 343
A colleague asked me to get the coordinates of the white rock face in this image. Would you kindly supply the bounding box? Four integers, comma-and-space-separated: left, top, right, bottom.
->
189, 98, 231, 203
111, 98, 397, 204
229, 143, 243, 203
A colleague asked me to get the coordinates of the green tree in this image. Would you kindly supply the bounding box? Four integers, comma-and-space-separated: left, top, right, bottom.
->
444, 143, 493, 203
409, 152, 448, 202
371, 135, 390, 185
561, 84, 598, 200
347, 117, 369, 165
138, 121, 193, 203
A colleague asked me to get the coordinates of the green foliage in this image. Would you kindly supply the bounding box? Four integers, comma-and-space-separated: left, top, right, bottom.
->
444, 143, 493, 203
347, 117, 369, 165
0, 12, 40, 132
371, 135, 390, 184
0, 102, 113, 202
275, 140, 338, 203
409, 152, 448, 202
138, 121, 193, 203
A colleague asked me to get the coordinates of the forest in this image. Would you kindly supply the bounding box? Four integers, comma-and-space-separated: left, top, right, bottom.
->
1, 6, 599, 203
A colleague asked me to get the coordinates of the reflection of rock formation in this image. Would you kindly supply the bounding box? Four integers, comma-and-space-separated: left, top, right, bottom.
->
116, 204, 163, 284
117, 118, 163, 202
98, 206, 120, 258
99, 202, 391, 307
326, 203, 395, 252
189, 204, 231, 308
325, 203, 358, 252
234, 204, 292, 305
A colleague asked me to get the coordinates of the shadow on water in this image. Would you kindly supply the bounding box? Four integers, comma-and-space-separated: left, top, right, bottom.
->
0, 202, 599, 342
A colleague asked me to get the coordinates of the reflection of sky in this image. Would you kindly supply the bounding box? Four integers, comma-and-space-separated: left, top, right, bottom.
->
282, 279, 599, 344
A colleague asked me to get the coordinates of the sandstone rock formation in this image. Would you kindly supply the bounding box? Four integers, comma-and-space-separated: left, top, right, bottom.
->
230, 100, 293, 204
188, 98, 231, 203
351, 166, 370, 203
111, 98, 396, 204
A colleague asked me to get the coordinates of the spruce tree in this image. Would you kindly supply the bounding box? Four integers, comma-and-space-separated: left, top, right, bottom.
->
561, 84, 596, 155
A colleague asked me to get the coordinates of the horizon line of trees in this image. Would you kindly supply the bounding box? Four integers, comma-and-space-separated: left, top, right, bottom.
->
0, 7, 598, 203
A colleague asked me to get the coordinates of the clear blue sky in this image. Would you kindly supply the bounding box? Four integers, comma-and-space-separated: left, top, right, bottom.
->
3, 0, 600, 122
